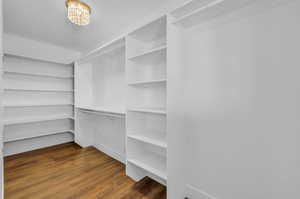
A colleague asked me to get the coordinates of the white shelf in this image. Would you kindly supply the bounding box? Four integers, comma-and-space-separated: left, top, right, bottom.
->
127, 134, 167, 149
4, 88, 74, 92
76, 105, 126, 115
128, 79, 166, 87
171, 0, 252, 28
128, 45, 167, 60
4, 103, 74, 108
127, 158, 167, 181
4, 115, 74, 125
4, 129, 74, 143
127, 108, 166, 115
3, 71, 74, 79
128, 16, 167, 42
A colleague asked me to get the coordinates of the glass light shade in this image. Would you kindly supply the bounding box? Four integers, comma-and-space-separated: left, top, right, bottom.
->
66, 0, 91, 26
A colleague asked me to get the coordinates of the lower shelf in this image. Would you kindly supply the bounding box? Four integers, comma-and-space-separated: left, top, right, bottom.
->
4, 129, 74, 143
127, 157, 167, 181
127, 134, 167, 149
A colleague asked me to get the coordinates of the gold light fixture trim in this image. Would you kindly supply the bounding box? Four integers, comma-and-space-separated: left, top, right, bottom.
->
66, 0, 91, 26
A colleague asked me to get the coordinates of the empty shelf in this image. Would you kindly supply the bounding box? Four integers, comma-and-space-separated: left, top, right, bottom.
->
4, 129, 74, 143
127, 158, 167, 181
4, 115, 74, 125
128, 79, 167, 87
127, 134, 167, 149
127, 108, 166, 115
4, 88, 74, 92
3, 71, 74, 79
4, 103, 74, 107
128, 45, 167, 60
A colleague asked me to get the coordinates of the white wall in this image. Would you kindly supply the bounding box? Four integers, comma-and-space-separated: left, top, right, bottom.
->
168, 1, 300, 199
0, 0, 3, 197
3, 33, 80, 64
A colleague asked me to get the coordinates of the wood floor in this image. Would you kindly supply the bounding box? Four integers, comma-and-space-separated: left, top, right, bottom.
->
4, 142, 166, 199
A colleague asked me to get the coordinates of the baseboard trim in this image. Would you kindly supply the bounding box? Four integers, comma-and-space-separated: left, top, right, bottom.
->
94, 143, 125, 164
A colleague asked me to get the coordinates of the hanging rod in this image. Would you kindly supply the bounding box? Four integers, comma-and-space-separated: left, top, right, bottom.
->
78, 109, 125, 119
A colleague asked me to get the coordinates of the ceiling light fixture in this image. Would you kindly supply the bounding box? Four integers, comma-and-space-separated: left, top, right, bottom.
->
66, 0, 91, 26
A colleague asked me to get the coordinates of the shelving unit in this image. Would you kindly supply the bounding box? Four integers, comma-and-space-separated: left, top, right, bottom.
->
3, 54, 74, 156
126, 16, 167, 185
74, 38, 126, 163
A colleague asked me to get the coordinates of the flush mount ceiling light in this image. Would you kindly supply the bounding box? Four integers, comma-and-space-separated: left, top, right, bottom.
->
66, 0, 91, 26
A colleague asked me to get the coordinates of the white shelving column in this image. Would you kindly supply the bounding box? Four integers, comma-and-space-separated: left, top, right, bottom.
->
2, 55, 74, 156
126, 16, 167, 185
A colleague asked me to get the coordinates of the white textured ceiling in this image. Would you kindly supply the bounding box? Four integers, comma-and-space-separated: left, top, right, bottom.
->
4, 0, 186, 53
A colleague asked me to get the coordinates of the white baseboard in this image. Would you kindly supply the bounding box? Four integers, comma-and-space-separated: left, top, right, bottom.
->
94, 143, 125, 164
4, 133, 74, 156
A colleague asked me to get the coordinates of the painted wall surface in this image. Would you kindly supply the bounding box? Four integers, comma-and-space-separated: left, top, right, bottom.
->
168, 1, 300, 199
3, 33, 80, 64
0, 0, 3, 197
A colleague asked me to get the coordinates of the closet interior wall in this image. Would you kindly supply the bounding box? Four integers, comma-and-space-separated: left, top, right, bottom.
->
2, 55, 74, 156
75, 38, 126, 163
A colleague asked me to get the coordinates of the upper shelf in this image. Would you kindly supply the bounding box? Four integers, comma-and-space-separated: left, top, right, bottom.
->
128, 45, 167, 61
128, 16, 167, 42
79, 37, 125, 64
171, 0, 253, 28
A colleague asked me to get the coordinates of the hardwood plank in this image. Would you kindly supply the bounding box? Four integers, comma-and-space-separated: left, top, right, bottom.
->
5, 142, 166, 199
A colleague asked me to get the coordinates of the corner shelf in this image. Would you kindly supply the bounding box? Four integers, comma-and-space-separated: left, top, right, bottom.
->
4, 115, 74, 125
127, 134, 167, 149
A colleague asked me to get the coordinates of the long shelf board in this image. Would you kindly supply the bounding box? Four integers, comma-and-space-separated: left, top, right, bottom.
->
127, 159, 167, 181
3, 71, 74, 79
128, 79, 167, 87
4, 103, 74, 108
128, 45, 167, 60
127, 134, 167, 149
127, 108, 166, 115
4, 88, 74, 92
4, 115, 74, 125
172, 0, 252, 28
76, 106, 126, 115
4, 129, 74, 143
